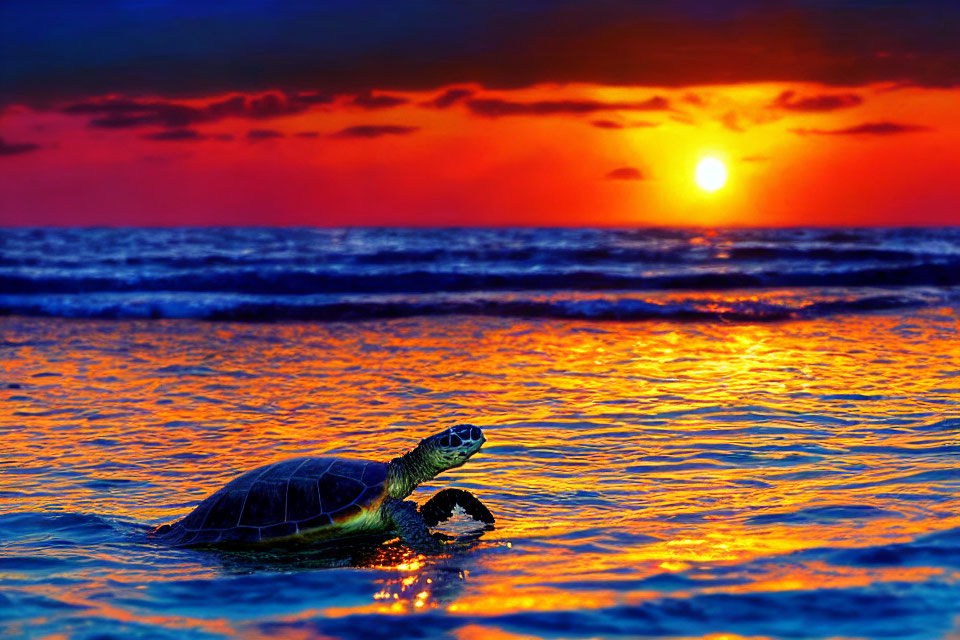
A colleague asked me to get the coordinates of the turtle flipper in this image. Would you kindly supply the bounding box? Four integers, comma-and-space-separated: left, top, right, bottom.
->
420, 488, 495, 527
385, 499, 443, 555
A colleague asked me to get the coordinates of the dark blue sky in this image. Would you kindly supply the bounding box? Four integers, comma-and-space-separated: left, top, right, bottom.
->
3, 1, 959, 104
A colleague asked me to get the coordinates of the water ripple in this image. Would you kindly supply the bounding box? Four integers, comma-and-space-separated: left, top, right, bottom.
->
1, 311, 959, 639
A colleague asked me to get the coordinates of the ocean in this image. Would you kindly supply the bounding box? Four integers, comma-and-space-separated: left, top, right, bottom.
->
2, 227, 959, 322
1, 227, 959, 639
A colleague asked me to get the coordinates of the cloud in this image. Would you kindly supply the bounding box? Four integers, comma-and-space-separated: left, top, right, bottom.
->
193, 92, 308, 120
75, 101, 207, 128
204, 95, 246, 118
249, 93, 309, 118
87, 115, 158, 129
0, 137, 40, 156
423, 88, 474, 108
295, 131, 320, 138
721, 111, 744, 132
142, 128, 205, 141
771, 90, 863, 111
606, 167, 644, 180
467, 96, 669, 118
741, 155, 769, 162
591, 119, 658, 129
350, 91, 409, 109
66, 93, 312, 130
247, 129, 285, 140
791, 121, 932, 136
330, 125, 419, 139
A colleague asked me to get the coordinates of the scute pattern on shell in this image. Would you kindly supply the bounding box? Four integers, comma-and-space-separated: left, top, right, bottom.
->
163, 457, 389, 546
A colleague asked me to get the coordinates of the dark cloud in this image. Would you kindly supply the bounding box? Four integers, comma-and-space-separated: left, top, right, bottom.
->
423, 88, 474, 108
606, 167, 643, 180
89, 114, 159, 129
0, 137, 40, 156
331, 125, 419, 139
791, 121, 932, 136
772, 90, 863, 111
246, 129, 285, 140
350, 91, 409, 109
142, 128, 204, 141
64, 98, 206, 128
591, 119, 658, 129
248, 93, 308, 118
66, 93, 311, 130
205, 95, 246, 118
191, 92, 307, 120
467, 96, 669, 118
4, 2, 958, 104
86, 103, 206, 128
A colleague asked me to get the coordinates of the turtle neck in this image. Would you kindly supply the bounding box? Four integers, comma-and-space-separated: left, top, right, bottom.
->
386, 446, 437, 498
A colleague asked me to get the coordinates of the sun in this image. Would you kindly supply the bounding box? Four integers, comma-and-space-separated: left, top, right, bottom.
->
695, 156, 727, 193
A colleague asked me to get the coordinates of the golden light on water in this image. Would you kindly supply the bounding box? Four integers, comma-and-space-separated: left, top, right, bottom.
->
696, 156, 728, 192
2, 306, 959, 634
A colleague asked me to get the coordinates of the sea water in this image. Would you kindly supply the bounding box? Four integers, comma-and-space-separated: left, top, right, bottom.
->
1, 227, 959, 639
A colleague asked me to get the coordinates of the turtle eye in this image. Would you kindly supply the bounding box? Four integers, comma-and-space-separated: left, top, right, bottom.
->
449, 434, 462, 447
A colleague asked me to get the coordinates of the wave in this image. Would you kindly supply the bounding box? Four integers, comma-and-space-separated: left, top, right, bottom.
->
2, 227, 957, 321
2, 259, 960, 296
0, 292, 936, 322
1, 244, 951, 270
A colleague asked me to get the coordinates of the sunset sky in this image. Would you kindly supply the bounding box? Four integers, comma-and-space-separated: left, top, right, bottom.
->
1, 1, 958, 226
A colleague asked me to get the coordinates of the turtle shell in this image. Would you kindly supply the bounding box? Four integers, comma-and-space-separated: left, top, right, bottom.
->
161, 457, 389, 546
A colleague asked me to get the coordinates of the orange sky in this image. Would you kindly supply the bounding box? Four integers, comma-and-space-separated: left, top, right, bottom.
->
1, 82, 958, 226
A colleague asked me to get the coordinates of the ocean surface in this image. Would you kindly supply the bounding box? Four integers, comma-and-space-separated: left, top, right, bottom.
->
2, 227, 959, 322
1, 227, 959, 639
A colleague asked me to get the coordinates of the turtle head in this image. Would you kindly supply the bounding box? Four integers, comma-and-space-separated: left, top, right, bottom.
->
388, 424, 485, 498
417, 424, 485, 473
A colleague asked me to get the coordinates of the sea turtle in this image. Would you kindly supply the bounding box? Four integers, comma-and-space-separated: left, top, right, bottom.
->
153, 424, 494, 553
